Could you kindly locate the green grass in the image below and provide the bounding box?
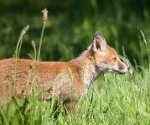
[1,67,150,125]
[1,8,150,125]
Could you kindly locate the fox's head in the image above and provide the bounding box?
[89,31,129,74]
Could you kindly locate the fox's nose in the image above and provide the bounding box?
[127,67,130,70]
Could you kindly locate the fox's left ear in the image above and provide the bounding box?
[91,31,106,52]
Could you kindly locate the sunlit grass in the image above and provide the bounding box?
[1,66,150,124]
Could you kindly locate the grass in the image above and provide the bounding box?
[1,68,150,125]
[1,8,150,125]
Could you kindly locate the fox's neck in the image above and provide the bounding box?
[72,50,102,88]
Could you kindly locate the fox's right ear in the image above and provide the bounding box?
[91,31,106,52]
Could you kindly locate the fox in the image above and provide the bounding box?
[0,31,129,113]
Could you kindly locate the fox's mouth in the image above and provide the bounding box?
[112,70,126,74]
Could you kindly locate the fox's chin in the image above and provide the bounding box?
[112,70,127,74]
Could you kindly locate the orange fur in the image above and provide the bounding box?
[0,31,129,113]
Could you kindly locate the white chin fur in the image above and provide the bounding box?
[110,68,128,74]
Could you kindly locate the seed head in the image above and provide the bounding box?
[21,25,29,35]
[42,8,48,21]
[31,40,36,47]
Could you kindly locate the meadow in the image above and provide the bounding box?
[0,1,150,124]
[0,44,150,125]
[0,14,150,125]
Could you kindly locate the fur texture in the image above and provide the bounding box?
[0,31,129,112]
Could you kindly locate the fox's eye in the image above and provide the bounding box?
[113,57,117,61]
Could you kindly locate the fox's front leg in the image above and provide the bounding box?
[64,100,77,114]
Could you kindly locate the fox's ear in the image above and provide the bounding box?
[92,31,106,52]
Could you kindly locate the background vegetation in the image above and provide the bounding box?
[0,0,150,65]
[0,0,150,124]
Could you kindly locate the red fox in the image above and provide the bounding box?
[0,31,129,112]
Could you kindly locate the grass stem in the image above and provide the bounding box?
[37,21,46,61]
